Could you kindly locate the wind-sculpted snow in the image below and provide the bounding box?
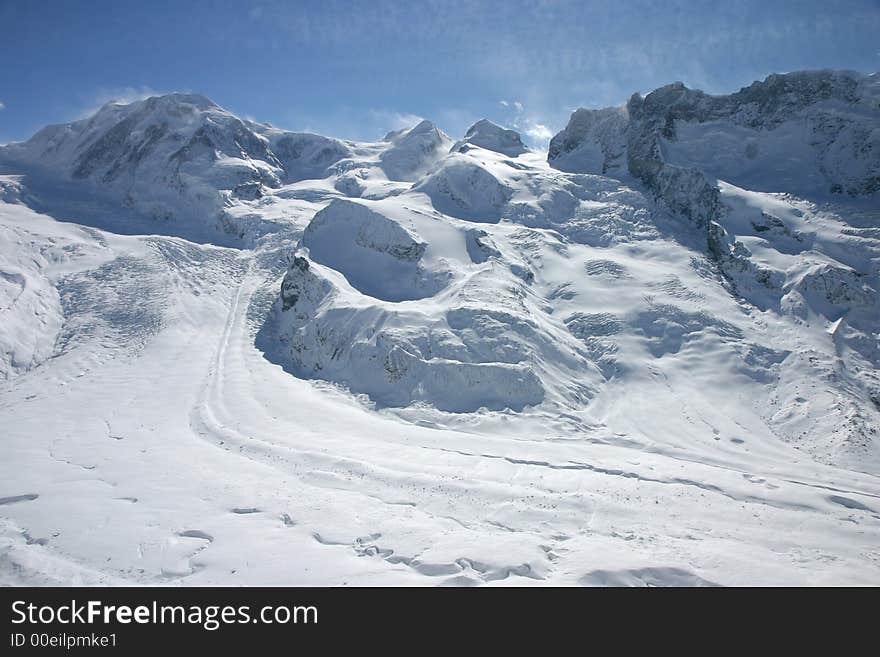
[2,79,880,586]
[258,129,351,183]
[302,199,450,301]
[261,258,550,412]
[413,157,513,222]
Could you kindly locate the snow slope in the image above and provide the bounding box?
[1,76,880,586]
[549,70,880,470]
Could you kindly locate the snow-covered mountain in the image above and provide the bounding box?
[1,93,355,242]
[549,69,880,463]
[549,70,880,198]
[1,71,879,586]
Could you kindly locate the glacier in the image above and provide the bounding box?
[1,70,879,586]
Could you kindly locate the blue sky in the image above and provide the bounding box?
[1,0,878,147]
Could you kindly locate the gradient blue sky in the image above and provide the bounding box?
[1,0,878,147]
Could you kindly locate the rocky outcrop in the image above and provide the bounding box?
[549,70,880,229]
[279,256,333,319]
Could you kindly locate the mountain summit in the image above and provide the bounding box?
[549,69,880,199]
[453,119,529,157]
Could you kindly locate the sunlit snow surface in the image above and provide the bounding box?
[1,84,879,586]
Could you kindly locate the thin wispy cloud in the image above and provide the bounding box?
[497,99,555,150]
[77,86,163,119]
[1,0,877,145]
[380,111,426,132]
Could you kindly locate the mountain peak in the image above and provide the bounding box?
[379,119,452,181]
[95,92,220,117]
[551,68,880,197]
[384,119,444,143]
[454,119,528,157]
[409,119,439,134]
[147,92,219,110]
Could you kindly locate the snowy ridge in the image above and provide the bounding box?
[0,94,352,242]
[2,75,880,586]
[550,70,880,199]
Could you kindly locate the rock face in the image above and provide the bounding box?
[279,256,333,319]
[550,71,880,222]
[549,71,880,321]
[547,107,629,176]
[548,71,880,461]
[452,119,528,157]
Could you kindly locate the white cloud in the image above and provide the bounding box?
[0,101,5,110]
[513,101,524,112]
[388,111,425,131]
[524,123,553,143]
[499,100,509,107]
